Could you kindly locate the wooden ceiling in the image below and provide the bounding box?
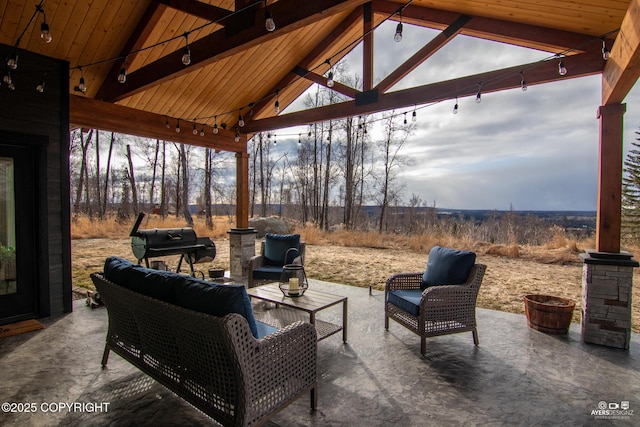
[1,0,638,152]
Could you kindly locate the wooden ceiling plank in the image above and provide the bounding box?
[158,0,232,22]
[373,1,603,53]
[376,14,471,93]
[100,0,370,102]
[242,51,605,133]
[70,95,243,152]
[95,2,166,100]
[602,0,640,104]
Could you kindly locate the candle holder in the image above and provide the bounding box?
[278,263,308,297]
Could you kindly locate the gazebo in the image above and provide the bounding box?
[1,0,639,333]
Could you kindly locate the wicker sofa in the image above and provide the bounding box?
[91,256,317,427]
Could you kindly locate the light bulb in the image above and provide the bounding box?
[394,22,403,42]
[176,122,181,133]
[192,123,198,135]
[8,82,15,90]
[602,41,610,61]
[521,78,527,91]
[40,22,52,43]
[118,68,127,83]
[453,102,458,114]
[36,80,45,93]
[2,71,11,85]
[7,52,18,70]
[265,9,276,32]
[165,119,170,129]
[558,60,567,76]
[327,71,334,87]
[476,91,482,103]
[235,130,240,142]
[412,110,417,122]
[182,46,191,65]
[274,99,280,114]
[238,115,245,127]
[78,76,86,93]
[403,113,407,125]
[213,123,219,134]
[200,128,205,136]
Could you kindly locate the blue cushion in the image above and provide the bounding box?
[255,321,278,339]
[252,265,285,281]
[103,257,260,338]
[388,290,422,317]
[421,246,476,290]
[263,234,300,266]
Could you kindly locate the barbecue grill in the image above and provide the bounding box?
[129,213,216,277]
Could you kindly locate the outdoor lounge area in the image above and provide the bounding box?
[1,279,638,426]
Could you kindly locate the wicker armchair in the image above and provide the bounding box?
[248,234,305,288]
[385,255,486,355]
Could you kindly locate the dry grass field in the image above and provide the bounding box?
[71,215,640,332]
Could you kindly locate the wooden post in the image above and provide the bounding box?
[595,103,626,253]
[235,151,250,229]
[363,2,373,91]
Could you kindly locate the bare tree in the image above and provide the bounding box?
[179,143,194,227]
[73,129,93,217]
[101,132,115,219]
[125,144,139,215]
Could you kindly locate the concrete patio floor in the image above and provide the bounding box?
[0,279,638,426]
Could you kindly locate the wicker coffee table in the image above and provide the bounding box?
[246,283,347,342]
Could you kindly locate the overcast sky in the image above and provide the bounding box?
[279,20,640,212]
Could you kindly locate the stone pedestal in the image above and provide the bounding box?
[228,228,257,279]
[580,250,637,350]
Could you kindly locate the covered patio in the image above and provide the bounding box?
[1,280,638,426]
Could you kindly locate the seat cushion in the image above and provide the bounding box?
[104,257,260,338]
[263,233,301,266]
[421,246,476,290]
[388,289,422,317]
[252,265,285,281]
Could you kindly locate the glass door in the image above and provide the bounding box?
[0,145,38,323]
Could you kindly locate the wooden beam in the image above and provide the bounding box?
[100,0,370,102]
[293,66,359,98]
[376,14,471,93]
[95,2,166,100]
[243,51,604,133]
[596,103,626,253]
[602,0,640,105]
[373,1,600,54]
[235,151,250,228]
[69,95,244,152]
[363,2,374,91]
[158,0,232,22]
[245,5,363,122]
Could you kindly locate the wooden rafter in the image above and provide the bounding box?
[293,66,359,98]
[373,1,601,54]
[376,14,472,93]
[99,0,370,102]
[242,51,604,133]
[158,0,232,22]
[69,95,244,152]
[363,2,374,91]
[602,0,640,104]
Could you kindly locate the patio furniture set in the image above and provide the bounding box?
[93,234,485,426]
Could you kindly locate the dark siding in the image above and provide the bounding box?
[0,43,72,317]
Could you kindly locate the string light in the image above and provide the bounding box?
[213,117,219,134]
[274,91,280,114]
[2,70,11,85]
[520,71,527,91]
[558,59,567,76]
[7,51,18,70]
[394,11,403,42]
[200,127,205,136]
[37,5,52,43]
[36,74,46,93]
[453,97,459,114]
[601,39,610,60]
[192,121,198,135]
[412,108,417,122]
[165,118,170,128]
[264,1,276,32]
[298,134,301,144]
[181,33,191,65]
[475,83,482,103]
[327,70,334,88]
[118,58,127,83]
[175,119,181,133]
[235,128,240,142]
[76,67,87,93]
[238,113,245,127]
[403,112,407,125]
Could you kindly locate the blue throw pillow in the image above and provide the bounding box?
[104,256,175,302]
[263,233,301,266]
[421,246,476,290]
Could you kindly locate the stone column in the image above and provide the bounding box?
[228,228,257,279]
[580,250,637,349]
